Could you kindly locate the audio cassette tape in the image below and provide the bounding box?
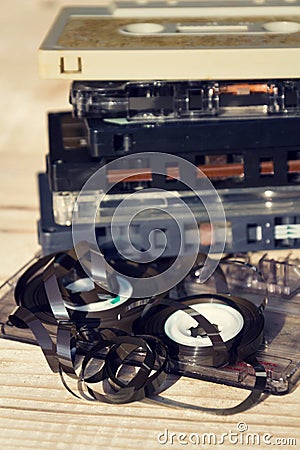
[70,79,300,121]
[43,112,300,254]
[0,246,299,414]
[47,111,300,193]
[39,1,300,80]
[39,169,300,256]
[157,256,300,397]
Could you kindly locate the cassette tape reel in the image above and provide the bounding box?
[135,294,264,369]
[12,242,161,333]
[5,244,276,415]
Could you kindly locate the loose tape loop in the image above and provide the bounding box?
[10,244,268,414]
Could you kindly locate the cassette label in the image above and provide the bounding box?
[39,3,300,80]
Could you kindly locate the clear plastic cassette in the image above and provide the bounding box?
[226,253,300,298]
[168,257,300,395]
[38,170,300,255]
[1,254,299,396]
[51,183,300,253]
[70,79,300,121]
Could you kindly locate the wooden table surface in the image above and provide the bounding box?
[0,1,299,449]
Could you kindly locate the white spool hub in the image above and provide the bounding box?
[64,276,133,312]
[164,303,244,347]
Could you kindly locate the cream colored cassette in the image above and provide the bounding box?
[39,1,300,80]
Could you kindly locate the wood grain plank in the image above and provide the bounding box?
[0,340,299,450]
[0,1,299,449]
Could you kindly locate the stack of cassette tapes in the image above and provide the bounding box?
[1,1,300,414]
[38,1,300,256]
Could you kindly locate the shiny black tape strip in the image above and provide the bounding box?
[106,336,168,398]
[10,247,268,414]
[9,306,59,373]
[50,244,160,324]
[193,254,230,295]
[14,254,54,306]
[10,302,266,414]
[80,335,168,404]
[13,246,157,329]
[43,259,79,376]
[56,321,77,376]
[14,253,58,325]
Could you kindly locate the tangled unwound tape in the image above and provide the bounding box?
[10,243,268,415]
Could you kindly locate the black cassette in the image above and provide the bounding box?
[70,79,300,121]
[47,112,300,192]
[86,113,300,163]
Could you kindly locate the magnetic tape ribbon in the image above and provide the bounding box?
[11,250,170,402]
[10,302,169,404]
[13,245,156,326]
[11,244,167,381]
[10,247,268,414]
[138,294,265,366]
[80,335,168,404]
[10,287,267,414]
[139,296,229,367]
[9,305,59,373]
[12,256,78,376]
